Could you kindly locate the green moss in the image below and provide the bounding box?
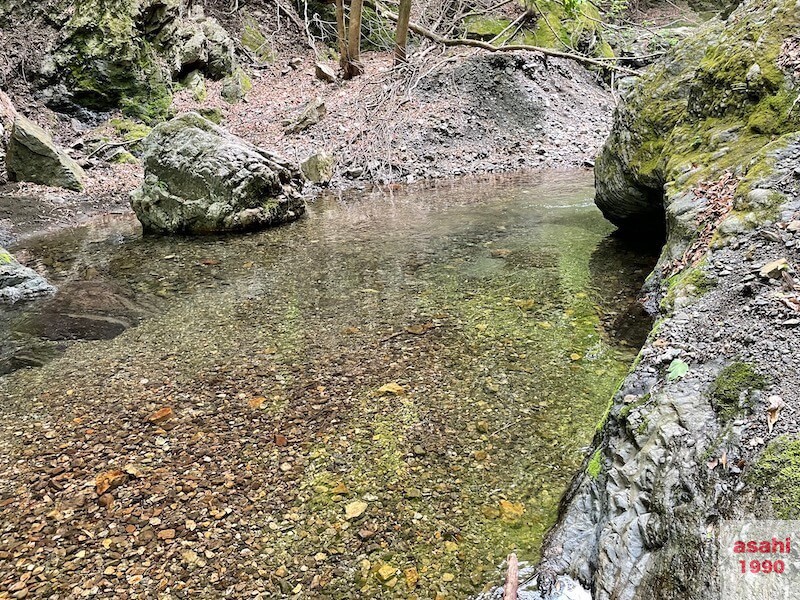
[465,16,512,39]
[221,67,253,104]
[0,249,13,265]
[241,16,275,63]
[709,362,767,421]
[110,119,152,142]
[748,89,800,135]
[198,107,224,124]
[661,264,714,311]
[465,1,611,57]
[110,150,139,164]
[56,0,175,122]
[748,435,800,519]
[586,449,603,479]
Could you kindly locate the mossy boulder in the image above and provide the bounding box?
[6,114,86,190]
[300,151,335,184]
[46,1,238,122]
[595,0,800,236]
[465,1,612,57]
[131,113,305,234]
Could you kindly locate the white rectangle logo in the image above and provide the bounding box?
[720,520,800,599]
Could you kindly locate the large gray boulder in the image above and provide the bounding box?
[5,115,86,191]
[131,113,305,234]
[0,248,56,304]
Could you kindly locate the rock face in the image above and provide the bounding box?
[594,0,799,241]
[131,113,305,234]
[534,1,800,599]
[42,1,238,121]
[0,248,56,304]
[6,115,86,191]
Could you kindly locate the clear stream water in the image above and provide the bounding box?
[0,172,656,597]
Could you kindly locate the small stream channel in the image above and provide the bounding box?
[0,171,657,597]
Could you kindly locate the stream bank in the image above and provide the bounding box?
[533,0,800,597]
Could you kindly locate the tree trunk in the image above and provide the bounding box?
[335,0,349,72]
[394,0,412,65]
[345,0,365,78]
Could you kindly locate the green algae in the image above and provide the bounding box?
[586,449,603,478]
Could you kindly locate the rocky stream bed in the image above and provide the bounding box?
[0,173,657,599]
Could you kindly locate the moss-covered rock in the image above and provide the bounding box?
[220,66,252,104]
[46,1,238,122]
[595,0,800,236]
[0,246,56,304]
[465,1,613,58]
[6,114,86,190]
[709,362,767,421]
[748,435,800,519]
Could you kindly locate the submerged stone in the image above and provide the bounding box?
[130,112,304,234]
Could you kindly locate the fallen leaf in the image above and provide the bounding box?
[147,407,174,425]
[667,359,689,381]
[514,299,535,311]
[200,258,220,266]
[248,397,266,409]
[767,395,786,434]
[344,500,368,520]
[95,470,127,495]
[490,249,512,258]
[377,563,397,582]
[404,567,419,588]
[405,323,434,335]
[377,382,405,396]
[499,499,525,520]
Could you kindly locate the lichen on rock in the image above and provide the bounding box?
[130,112,305,234]
[46,0,239,122]
[6,114,86,191]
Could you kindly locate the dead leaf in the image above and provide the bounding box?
[200,258,220,266]
[514,299,535,311]
[147,407,174,425]
[377,382,405,396]
[499,499,524,520]
[405,323,434,335]
[95,470,127,495]
[767,395,786,434]
[248,397,266,409]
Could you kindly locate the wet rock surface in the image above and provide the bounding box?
[0,247,55,305]
[130,112,304,234]
[533,0,800,595]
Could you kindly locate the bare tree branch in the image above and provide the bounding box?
[375,2,640,75]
